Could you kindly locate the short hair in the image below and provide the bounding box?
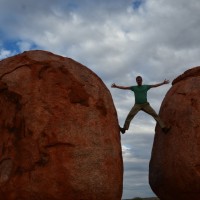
[136,76,142,80]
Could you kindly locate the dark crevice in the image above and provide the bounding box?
[0,64,30,80]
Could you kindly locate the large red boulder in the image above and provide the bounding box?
[0,50,123,200]
[149,66,200,200]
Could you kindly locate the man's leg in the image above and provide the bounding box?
[142,103,166,129]
[122,104,141,131]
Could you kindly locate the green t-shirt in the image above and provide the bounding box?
[131,85,151,104]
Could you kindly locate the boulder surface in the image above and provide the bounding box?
[0,50,123,200]
[149,66,200,200]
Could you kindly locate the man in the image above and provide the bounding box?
[111,76,170,134]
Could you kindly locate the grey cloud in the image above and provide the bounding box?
[122,132,156,199]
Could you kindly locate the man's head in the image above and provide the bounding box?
[136,76,143,86]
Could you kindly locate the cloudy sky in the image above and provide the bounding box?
[1,0,200,199]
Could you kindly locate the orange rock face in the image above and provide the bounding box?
[0,50,123,200]
[149,66,200,200]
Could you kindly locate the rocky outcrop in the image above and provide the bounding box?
[0,50,123,200]
[149,66,200,200]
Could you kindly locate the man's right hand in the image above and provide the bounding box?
[111,83,117,88]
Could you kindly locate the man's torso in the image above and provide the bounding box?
[131,85,151,104]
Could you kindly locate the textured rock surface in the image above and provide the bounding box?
[0,50,123,200]
[149,66,200,200]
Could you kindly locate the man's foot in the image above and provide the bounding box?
[119,126,126,134]
[162,126,171,134]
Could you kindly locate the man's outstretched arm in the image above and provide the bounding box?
[111,83,132,90]
[150,79,170,88]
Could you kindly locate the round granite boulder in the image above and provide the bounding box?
[149,66,200,200]
[0,50,123,200]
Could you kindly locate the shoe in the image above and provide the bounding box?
[119,126,126,134]
[162,126,171,134]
